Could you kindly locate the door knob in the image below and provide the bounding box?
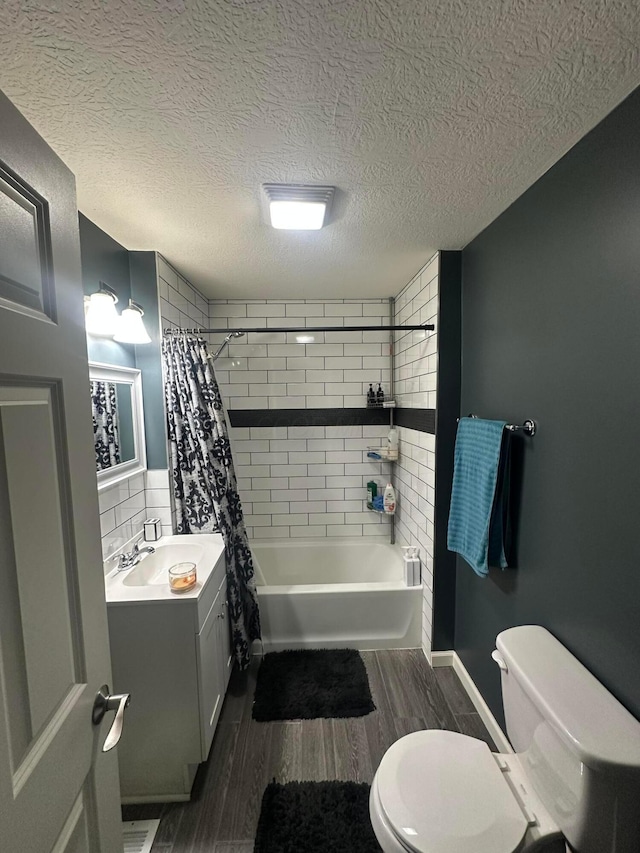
[92,684,131,752]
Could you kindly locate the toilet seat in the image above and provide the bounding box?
[371,730,529,853]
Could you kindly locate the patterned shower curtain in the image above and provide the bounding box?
[91,380,121,470]
[161,334,261,669]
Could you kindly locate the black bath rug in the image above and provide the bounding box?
[252,648,375,721]
[254,781,382,853]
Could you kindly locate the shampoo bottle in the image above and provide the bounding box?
[383,482,396,514]
[367,384,375,408]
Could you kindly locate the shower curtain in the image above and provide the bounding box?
[161,334,261,669]
[91,380,121,470]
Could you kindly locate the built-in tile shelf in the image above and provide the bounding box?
[228,407,390,428]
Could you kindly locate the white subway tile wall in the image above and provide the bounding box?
[157,254,213,538]
[231,424,392,540]
[210,298,395,539]
[394,252,438,410]
[209,298,392,410]
[98,469,174,571]
[158,254,209,331]
[393,252,439,660]
[98,474,146,566]
[394,425,436,658]
[153,254,441,664]
[144,469,173,537]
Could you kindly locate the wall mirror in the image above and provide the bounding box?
[89,362,146,491]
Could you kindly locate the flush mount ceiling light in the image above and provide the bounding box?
[85,282,119,337]
[114,300,152,344]
[263,184,335,230]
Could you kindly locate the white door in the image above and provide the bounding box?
[0,91,123,851]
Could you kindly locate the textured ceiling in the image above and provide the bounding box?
[1,1,640,299]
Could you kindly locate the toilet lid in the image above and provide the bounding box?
[375,730,528,853]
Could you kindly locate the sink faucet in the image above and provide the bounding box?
[113,541,156,572]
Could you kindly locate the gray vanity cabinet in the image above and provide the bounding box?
[107,553,231,803]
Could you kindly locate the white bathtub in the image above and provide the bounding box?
[251,539,422,652]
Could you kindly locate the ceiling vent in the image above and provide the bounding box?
[263,183,335,230]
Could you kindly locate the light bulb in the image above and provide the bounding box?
[114,301,151,344]
[269,200,326,230]
[85,290,119,337]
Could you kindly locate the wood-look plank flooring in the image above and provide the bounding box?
[122,651,497,852]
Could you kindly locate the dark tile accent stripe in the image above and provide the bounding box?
[227,408,390,428]
[394,407,436,434]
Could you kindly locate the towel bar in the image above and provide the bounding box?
[457,414,537,436]
[506,419,536,436]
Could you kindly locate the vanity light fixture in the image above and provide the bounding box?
[114,300,152,345]
[85,282,119,337]
[263,184,335,230]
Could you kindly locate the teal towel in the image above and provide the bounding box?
[447,417,512,577]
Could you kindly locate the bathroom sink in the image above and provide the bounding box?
[122,543,205,587]
[105,533,225,603]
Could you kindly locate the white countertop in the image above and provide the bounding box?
[104,533,225,605]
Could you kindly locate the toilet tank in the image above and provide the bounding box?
[495,626,640,853]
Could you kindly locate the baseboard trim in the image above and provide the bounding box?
[431,650,513,754]
[430,651,455,667]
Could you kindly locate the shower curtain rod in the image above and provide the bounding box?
[164,324,434,335]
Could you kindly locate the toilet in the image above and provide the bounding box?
[370,625,640,853]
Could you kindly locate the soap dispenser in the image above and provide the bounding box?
[401,546,421,586]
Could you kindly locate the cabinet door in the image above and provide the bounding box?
[217,581,233,691]
[196,588,223,760]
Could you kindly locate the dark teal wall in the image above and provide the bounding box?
[130,251,168,469]
[456,88,640,723]
[79,215,167,469]
[79,213,135,369]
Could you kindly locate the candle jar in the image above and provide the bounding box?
[168,562,197,593]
